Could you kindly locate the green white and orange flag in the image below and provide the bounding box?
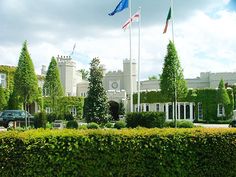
[163,7,171,34]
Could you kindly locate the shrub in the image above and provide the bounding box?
[1,129,236,177]
[66,120,78,129]
[105,122,114,128]
[64,113,74,121]
[126,112,165,128]
[46,113,58,123]
[78,124,87,130]
[34,112,47,128]
[164,120,194,128]
[87,122,99,129]
[114,120,126,129]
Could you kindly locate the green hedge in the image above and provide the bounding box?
[0,129,236,177]
[126,112,166,128]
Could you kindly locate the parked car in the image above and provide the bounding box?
[229,119,236,128]
[0,110,34,128]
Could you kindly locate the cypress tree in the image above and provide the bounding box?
[218,79,230,105]
[84,57,109,123]
[14,41,39,111]
[160,41,187,126]
[43,57,64,113]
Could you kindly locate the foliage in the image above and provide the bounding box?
[43,57,64,112]
[1,129,236,176]
[126,112,166,128]
[64,113,74,121]
[114,120,126,129]
[43,96,84,119]
[66,120,78,129]
[13,41,39,111]
[84,58,109,123]
[46,113,58,123]
[164,121,194,128]
[105,122,114,128]
[148,75,158,80]
[0,65,16,102]
[160,40,187,101]
[34,112,47,128]
[79,69,89,80]
[87,122,99,129]
[118,101,125,116]
[0,86,7,111]
[133,88,234,121]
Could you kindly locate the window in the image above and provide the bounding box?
[180,105,184,119]
[198,103,203,119]
[0,73,6,88]
[218,104,225,117]
[186,105,190,119]
[168,104,173,119]
[156,104,160,112]
[71,106,77,117]
[146,104,149,112]
[46,107,51,114]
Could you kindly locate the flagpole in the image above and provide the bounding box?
[129,0,133,112]
[171,0,177,127]
[137,7,141,112]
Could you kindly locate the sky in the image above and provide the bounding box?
[0,0,236,80]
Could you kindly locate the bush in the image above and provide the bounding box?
[126,112,165,128]
[105,122,114,128]
[66,120,78,129]
[114,120,126,129]
[46,113,58,123]
[1,129,236,177]
[87,122,99,129]
[78,124,87,130]
[34,112,47,128]
[164,120,194,128]
[64,113,74,121]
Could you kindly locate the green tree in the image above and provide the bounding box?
[0,86,7,111]
[160,41,187,127]
[43,57,64,113]
[148,75,158,80]
[84,57,109,123]
[79,69,89,80]
[14,41,39,112]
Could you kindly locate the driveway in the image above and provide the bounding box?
[194,123,229,128]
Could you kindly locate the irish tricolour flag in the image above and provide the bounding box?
[122,10,140,30]
[163,7,171,34]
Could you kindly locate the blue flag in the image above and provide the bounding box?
[109,0,128,16]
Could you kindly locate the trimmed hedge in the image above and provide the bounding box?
[126,112,166,128]
[0,129,236,177]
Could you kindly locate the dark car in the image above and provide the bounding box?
[0,110,34,128]
[229,120,236,128]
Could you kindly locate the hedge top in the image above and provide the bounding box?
[1,128,236,141]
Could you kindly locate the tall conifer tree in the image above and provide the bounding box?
[14,41,39,111]
[160,41,187,126]
[84,57,109,123]
[43,57,64,112]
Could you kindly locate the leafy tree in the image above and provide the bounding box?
[14,41,39,111]
[0,86,7,111]
[79,69,89,80]
[160,41,187,127]
[218,79,230,105]
[148,75,158,80]
[84,57,109,123]
[43,57,64,113]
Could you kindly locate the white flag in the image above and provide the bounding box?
[122,10,140,30]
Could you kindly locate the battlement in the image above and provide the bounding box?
[106,70,123,76]
[57,55,75,66]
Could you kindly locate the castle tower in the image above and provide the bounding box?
[123,59,137,94]
[57,55,82,96]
